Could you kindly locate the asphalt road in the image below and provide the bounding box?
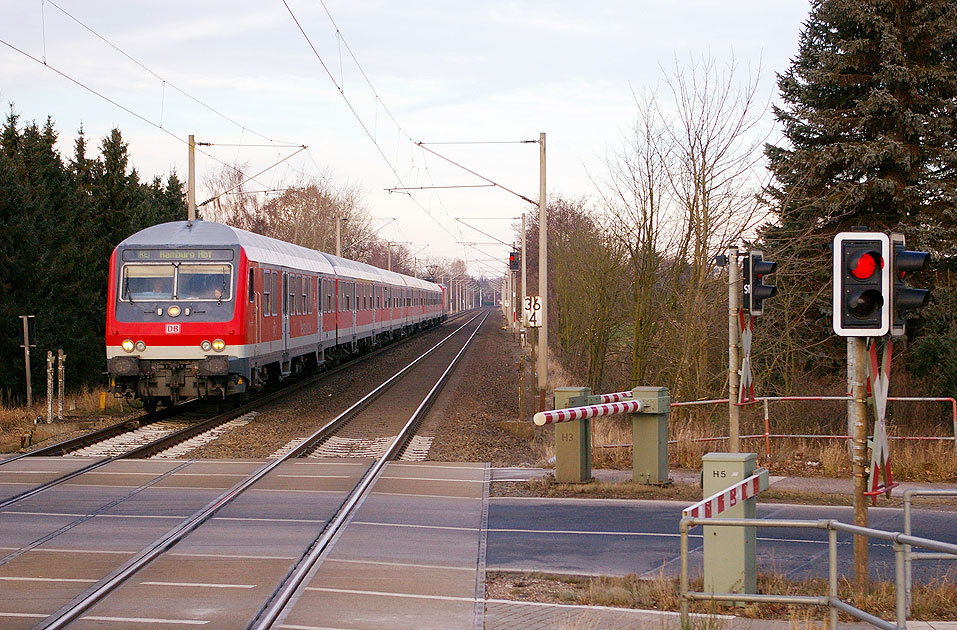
[486,496,957,582]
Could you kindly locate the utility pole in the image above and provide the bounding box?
[728,245,741,452]
[537,132,548,407]
[187,134,196,222]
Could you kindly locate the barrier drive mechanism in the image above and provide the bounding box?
[532,386,670,484]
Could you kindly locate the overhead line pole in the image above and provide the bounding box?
[538,132,548,408]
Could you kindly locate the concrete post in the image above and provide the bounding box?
[630,386,670,485]
[553,386,591,484]
[702,452,757,597]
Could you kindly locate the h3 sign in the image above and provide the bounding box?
[523,296,542,328]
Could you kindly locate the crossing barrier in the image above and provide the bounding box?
[534,386,669,484]
[682,467,769,519]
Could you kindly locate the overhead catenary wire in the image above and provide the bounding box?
[44,0,296,148]
[280,0,465,244]
[0,37,299,200]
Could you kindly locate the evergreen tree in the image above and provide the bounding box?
[0,108,186,403]
[757,0,957,384]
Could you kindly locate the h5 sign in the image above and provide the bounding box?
[523,296,542,328]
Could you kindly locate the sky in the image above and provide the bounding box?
[1,0,812,278]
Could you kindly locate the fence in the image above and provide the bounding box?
[679,517,957,630]
[903,489,957,614]
[593,395,957,459]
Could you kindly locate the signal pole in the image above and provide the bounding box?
[728,246,741,452]
[851,336,869,590]
[537,132,548,407]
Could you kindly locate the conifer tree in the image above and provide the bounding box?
[756,0,957,383]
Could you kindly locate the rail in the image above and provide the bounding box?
[679,517,957,630]
[37,311,487,629]
[903,489,957,614]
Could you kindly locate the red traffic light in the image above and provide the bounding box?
[848,251,881,280]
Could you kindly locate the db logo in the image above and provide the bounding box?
[165,324,181,334]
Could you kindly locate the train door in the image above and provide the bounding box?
[282,271,290,365]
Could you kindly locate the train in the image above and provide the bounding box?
[106,220,448,410]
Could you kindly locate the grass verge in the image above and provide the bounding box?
[487,569,957,624]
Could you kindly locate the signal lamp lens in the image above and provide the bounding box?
[122,339,135,353]
[850,252,879,279]
[212,339,226,352]
[201,340,212,352]
[849,289,884,318]
[167,305,181,317]
[155,307,164,316]
[134,340,147,352]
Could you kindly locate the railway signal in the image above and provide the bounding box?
[890,233,930,337]
[508,251,520,270]
[742,250,776,316]
[832,232,890,337]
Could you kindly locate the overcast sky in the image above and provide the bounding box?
[2,0,811,276]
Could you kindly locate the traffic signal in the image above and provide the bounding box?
[508,251,520,270]
[742,250,776,315]
[889,233,930,337]
[832,232,890,337]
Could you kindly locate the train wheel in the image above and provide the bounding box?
[144,399,158,415]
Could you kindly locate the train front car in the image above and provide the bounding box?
[106,221,249,409]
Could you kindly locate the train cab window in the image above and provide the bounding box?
[121,264,174,301]
[178,264,231,301]
[248,269,255,303]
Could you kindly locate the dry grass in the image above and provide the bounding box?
[0,386,127,452]
[488,568,957,624]
[576,415,957,483]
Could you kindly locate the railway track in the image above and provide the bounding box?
[4,309,487,629]
[0,312,470,511]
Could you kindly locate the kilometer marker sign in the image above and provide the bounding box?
[524,295,542,327]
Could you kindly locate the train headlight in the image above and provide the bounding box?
[212,339,226,352]
[155,307,164,316]
[122,339,135,353]
[201,340,212,352]
[134,341,147,352]
[167,305,181,317]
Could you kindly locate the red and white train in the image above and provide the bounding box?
[106,220,448,409]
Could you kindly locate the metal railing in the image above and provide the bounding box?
[679,517,957,630]
[904,489,957,615]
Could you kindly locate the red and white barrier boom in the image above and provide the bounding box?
[533,399,646,426]
[682,468,770,518]
[598,390,633,403]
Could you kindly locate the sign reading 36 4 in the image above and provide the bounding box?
[523,296,542,328]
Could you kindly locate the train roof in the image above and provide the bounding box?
[116,220,442,291]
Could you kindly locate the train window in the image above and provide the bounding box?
[178,264,231,301]
[248,269,255,303]
[272,272,278,315]
[301,277,307,314]
[307,278,312,314]
[121,264,174,301]
[263,271,271,315]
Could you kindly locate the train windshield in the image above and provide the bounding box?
[122,265,174,301]
[177,264,232,301]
